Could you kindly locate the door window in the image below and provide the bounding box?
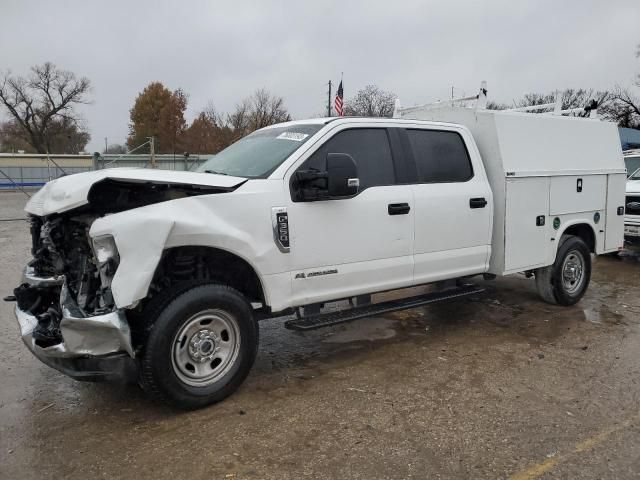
[301,128,396,189]
[406,129,473,183]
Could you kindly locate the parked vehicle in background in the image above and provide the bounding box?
[624,150,640,179]
[8,90,626,409]
[624,150,640,245]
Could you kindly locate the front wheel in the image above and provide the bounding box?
[140,284,258,409]
[534,235,592,306]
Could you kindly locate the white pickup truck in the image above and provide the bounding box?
[9,106,625,408]
[623,150,640,245]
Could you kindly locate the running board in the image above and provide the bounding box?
[284,285,485,331]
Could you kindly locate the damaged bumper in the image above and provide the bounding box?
[14,270,137,382]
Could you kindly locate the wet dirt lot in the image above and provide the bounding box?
[1,191,639,480]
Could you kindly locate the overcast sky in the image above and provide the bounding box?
[2,0,639,152]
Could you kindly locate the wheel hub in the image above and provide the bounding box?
[564,264,579,281]
[171,309,241,387]
[561,251,585,294]
[188,330,219,363]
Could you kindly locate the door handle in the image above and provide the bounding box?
[388,203,411,215]
[469,197,487,209]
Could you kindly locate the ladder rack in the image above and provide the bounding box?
[394,82,600,119]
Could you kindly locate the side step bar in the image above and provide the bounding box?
[284,284,485,331]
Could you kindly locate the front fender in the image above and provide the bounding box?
[89,192,283,309]
[90,211,175,308]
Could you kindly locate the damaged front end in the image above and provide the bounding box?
[11,171,247,382]
[13,214,136,381]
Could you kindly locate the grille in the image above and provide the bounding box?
[626,196,640,216]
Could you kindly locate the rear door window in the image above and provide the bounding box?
[406,129,473,183]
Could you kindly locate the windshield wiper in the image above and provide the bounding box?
[204,169,229,176]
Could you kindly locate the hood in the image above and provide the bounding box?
[26,168,246,216]
[627,179,640,195]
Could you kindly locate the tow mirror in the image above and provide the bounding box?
[327,153,359,197]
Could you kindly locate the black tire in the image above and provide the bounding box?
[534,263,557,305]
[534,235,591,306]
[139,283,258,409]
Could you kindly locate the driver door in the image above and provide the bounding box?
[285,126,414,307]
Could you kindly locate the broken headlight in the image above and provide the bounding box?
[92,235,120,266]
[91,234,119,310]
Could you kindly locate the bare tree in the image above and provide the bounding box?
[0,62,91,153]
[227,98,252,140]
[344,85,397,117]
[599,44,640,129]
[601,86,640,129]
[225,89,291,141]
[248,88,291,130]
[486,100,509,110]
[202,101,225,127]
[189,90,291,151]
[1,117,90,153]
[513,89,610,117]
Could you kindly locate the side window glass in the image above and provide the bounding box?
[406,129,473,183]
[302,128,395,189]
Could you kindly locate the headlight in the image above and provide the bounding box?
[92,235,119,265]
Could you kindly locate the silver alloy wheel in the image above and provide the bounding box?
[561,250,585,294]
[171,309,241,387]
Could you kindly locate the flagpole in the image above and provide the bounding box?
[340,73,343,117]
[327,80,332,117]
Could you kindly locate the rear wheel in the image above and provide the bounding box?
[535,235,591,306]
[140,284,258,409]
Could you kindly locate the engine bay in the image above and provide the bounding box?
[15,214,116,347]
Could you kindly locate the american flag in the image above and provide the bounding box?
[334,80,344,116]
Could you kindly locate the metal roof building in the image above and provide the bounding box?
[0,153,214,189]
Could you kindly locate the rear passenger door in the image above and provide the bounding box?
[285,126,414,307]
[404,127,493,283]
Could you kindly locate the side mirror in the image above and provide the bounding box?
[327,153,359,197]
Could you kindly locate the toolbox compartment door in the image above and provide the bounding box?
[605,173,626,251]
[549,175,606,215]
[504,177,550,272]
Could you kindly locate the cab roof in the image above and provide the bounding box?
[261,116,462,130]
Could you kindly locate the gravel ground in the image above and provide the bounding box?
[1,190,639,480]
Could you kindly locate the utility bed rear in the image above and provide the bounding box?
[398,106,626,274]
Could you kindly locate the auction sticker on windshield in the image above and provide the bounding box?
[277,132,309,142]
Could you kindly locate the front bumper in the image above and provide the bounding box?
[624,217,640,245]
[14,271,137,382]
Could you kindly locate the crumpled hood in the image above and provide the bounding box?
[627,179,640,195]
[25,168,246,216]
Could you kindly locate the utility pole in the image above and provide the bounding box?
[149,136,156,169]
[104,137,108,153]
[327,80,332,117]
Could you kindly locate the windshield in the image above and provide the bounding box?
[626,156,640,179]
[197,124,323,178]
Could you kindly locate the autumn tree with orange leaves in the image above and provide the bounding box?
[128,83,291,154]
[127,82,187,153]
[183,112,229,154]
